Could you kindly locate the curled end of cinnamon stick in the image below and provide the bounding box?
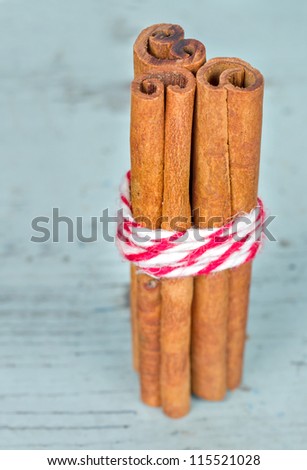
[196,57,264,93]
[133,23,206,75]
[131,66,196,100]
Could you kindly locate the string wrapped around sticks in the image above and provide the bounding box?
[117,170,265,279]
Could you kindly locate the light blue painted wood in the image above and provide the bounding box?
[0,0,307,450]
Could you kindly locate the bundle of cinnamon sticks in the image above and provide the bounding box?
[128,24,264,418]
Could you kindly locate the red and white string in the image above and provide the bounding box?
[116,171,265,279]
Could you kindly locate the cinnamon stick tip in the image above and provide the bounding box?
[197,57,264,92]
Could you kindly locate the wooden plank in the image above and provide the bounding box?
[0,0,307,450]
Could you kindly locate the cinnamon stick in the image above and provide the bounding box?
[130,73,165,406]
[225,60,264,390]
[130,69,195,411]
[192,58,263,399]
[130,264,139,371]
[192,61,232,400]
[133,23,206,75]
[130,24,206,374]
[160,70,195,418]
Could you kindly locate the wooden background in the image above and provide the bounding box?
[1,0,306,450]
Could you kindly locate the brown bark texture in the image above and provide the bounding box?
[130,24,206,375]
[130,264,139,371]
[192,58,264,399]
[160,70,195,418]
[130,68,195,411]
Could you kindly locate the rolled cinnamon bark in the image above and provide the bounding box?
[192,58,263,399]
[130,74,165,406]
[130,24,206,373]
[160,70,195,418]
[131,69,195,410]
[134,24,206,75]
[192,61,232,400]
[130,264,139,371]
[225,60,264,390]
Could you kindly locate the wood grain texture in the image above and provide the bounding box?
[0,0,307,450]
